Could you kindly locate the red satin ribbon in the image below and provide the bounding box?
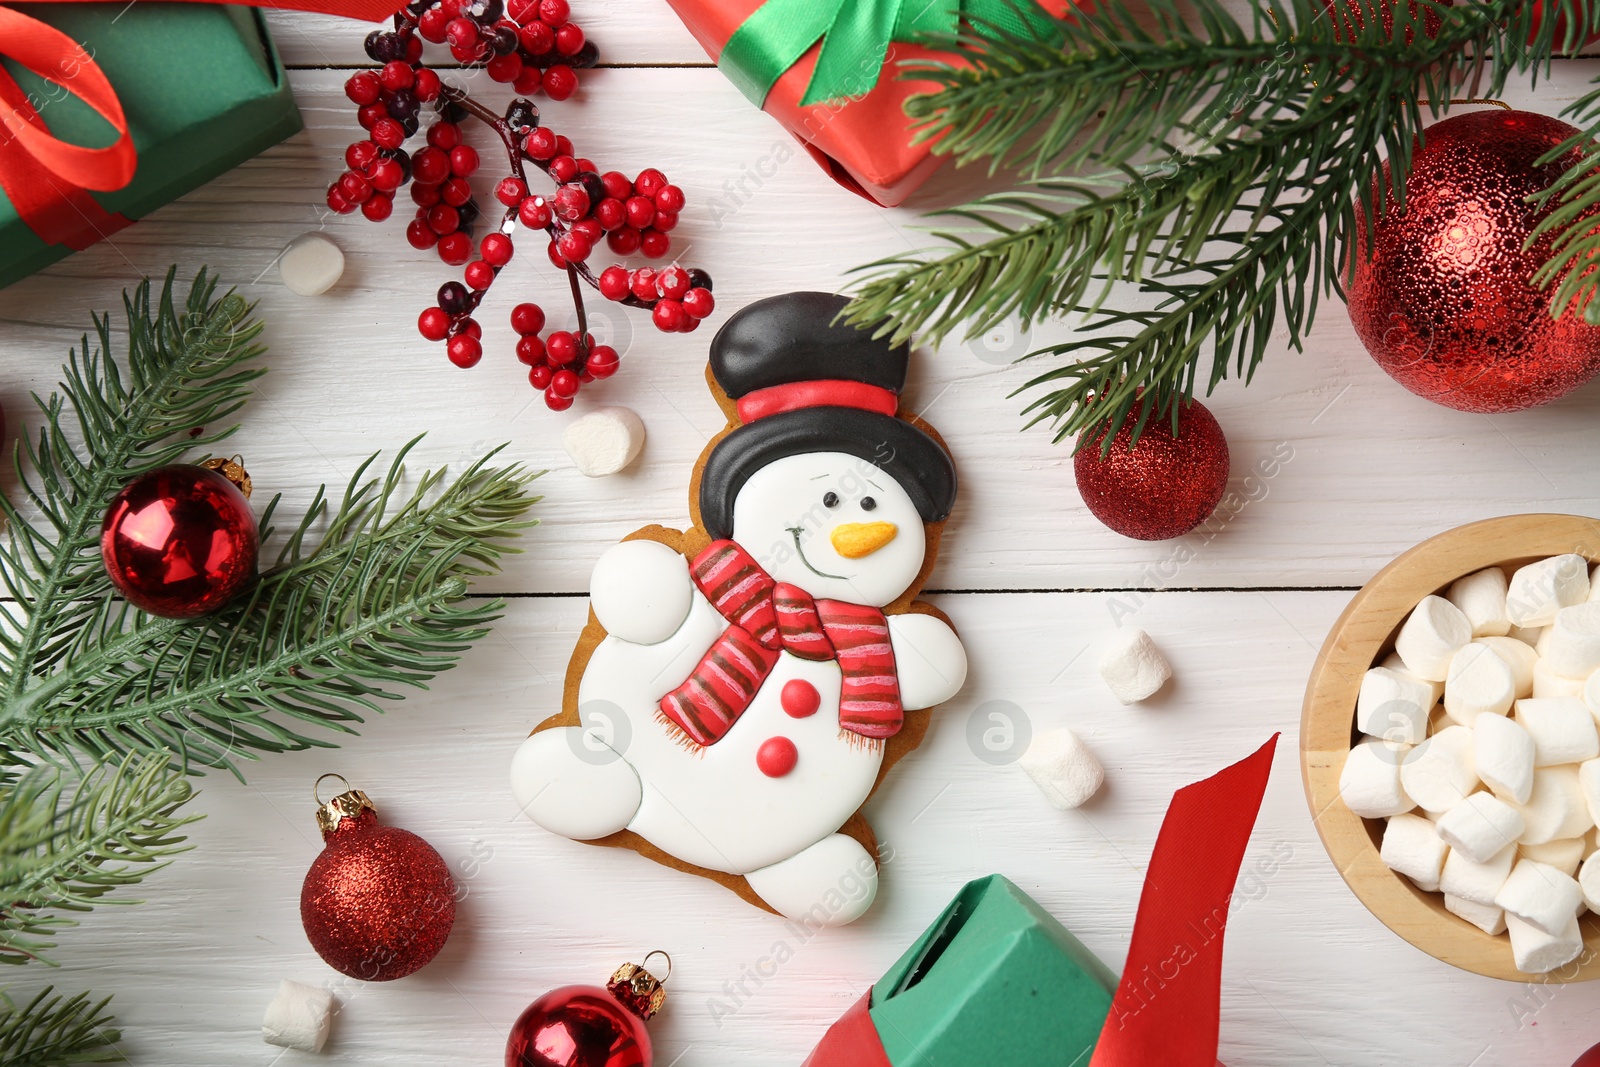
[1089,734,1279,1067]
[799,736,1278,1066]
[0,0,395,248]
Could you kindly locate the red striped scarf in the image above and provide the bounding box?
[657,540,902,747]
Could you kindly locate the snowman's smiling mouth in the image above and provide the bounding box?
[787,526,847,580]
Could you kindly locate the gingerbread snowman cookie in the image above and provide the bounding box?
[510,292,965,925]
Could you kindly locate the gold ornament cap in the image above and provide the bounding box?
[607,952,670,1020]
[313,773,375,835]
[201,455,252,498]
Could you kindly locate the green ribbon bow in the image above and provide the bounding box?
[719,0,1057,108]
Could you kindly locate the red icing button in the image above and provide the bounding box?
[781,678,821,718]
[757,737,798,777]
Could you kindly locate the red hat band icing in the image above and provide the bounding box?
[735,379,900,424]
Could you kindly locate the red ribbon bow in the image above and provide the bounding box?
[0,0,394,249]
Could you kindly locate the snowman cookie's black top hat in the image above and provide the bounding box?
[699,292,957,541]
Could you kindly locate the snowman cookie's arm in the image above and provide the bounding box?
[888,612,968,710]
[589,539,696,645]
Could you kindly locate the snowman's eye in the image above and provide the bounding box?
[861,496,877,512]
[822,492,840,508]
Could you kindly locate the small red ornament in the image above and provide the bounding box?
[1348,109,1600,412]
[1574,1043,1600,1067]
[300,775,456,982]
[1075,398,1231,541]
[506,955,669,1067]
[100,459,258,617]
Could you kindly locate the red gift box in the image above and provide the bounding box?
[664,0,1073,206]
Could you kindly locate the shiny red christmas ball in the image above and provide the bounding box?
[300,789,455,981]
[1348,109,1600,412]
[1074,398,1231,541]
[506,984,652,1067]
[100,463,258,617]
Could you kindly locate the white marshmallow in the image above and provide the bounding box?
[1400,726,1479,813]
[1580,851,1600,911]
[1381,813,1449,891]
[1517,766,1595,845]
[1395,595,1473,681]
[1018,728,1104,810]
[1496,858,1584,935]
[1514,697,1600,767]
[1097,627,1171,704]
[1439,844,1516,905]
[278,232,344,297]
[1443,643,1515,725]
[1545,602,1600,679]
[1506,554,1591,628]
[1381,652,1445,705]
[563,406,646,477]
[1474,636,1538,698]
[1449,567,1511,637]
[1474,710,1536,805]
[1510,624,1546,647]
[1357,666,1434,743]
[1445,892,1508,935]
[1436,792,1525,863]
[1522,838,1586,878]
[1339,739,1414,818]
[1507,911,1585,974]
[1578,759,1600,829]
[1534,658,1588,700]
[1588,827,1600,859]
[263,979,335,1053]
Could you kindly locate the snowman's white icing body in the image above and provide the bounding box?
[511,452,967,925]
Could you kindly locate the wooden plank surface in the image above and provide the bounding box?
[4,3,1600,1064]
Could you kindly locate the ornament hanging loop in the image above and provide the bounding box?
[642,949,672,983]
[313,772,353,805]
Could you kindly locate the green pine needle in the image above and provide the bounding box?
[1,757,195,966]
[0,987,122,1066]
[846,0,1600,445]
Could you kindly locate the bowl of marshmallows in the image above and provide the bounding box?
[1302,514,1600,981]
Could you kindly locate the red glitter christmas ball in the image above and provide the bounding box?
[1575,1043,1600,1067]
[1347,109,1600,412]
[100,463,258,617]
[1074,398,1231,541]
[300,785,456,981]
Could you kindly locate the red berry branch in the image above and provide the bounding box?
[327,0,716,411]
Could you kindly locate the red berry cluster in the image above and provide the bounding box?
[598,264,713,332]
[504,301,619,410]
[330,0,715,411]
[416,0,591,100]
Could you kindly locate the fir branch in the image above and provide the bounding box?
[0,270,541,776]
[0,988,121,1066]
[1,757,194,966]
[5,446,538,776]
[845,0,1600,443]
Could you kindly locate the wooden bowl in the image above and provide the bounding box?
[1301,513,1600,981]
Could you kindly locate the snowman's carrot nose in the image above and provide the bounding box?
[831,521,898,558]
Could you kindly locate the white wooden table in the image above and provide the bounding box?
[5,5,1600,1063]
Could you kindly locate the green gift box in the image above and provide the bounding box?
[0,3,302,289]
[802,874,1118,1065]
